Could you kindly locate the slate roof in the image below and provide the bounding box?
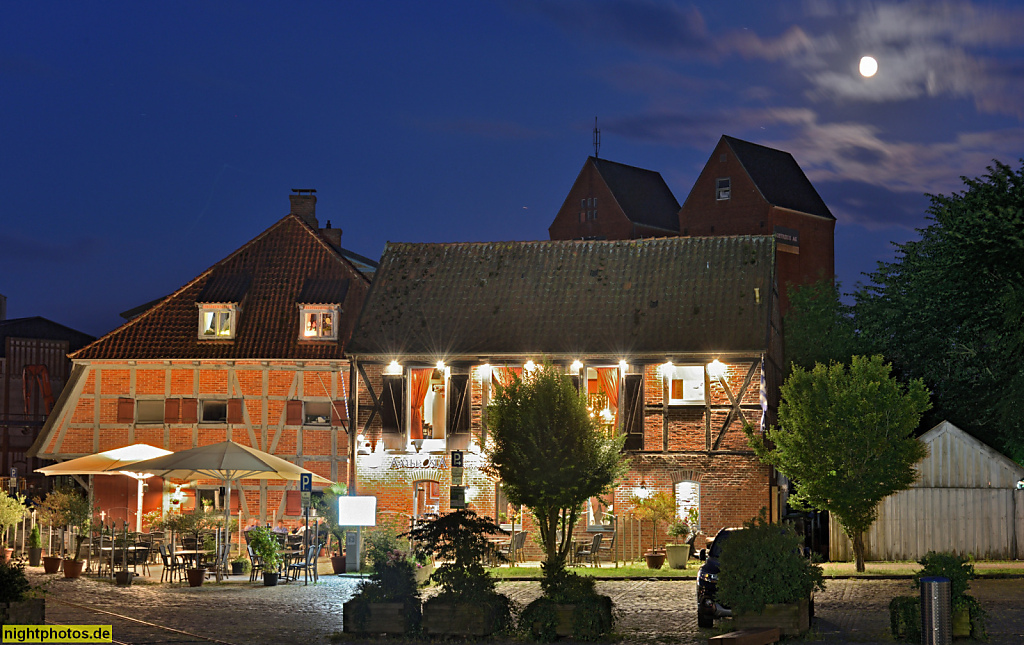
[724,136,834,220]
[298,278,350,305]
[591,157,681,232]
[347,236,775,359]
[73,214,369,361]
[0,317,94,357]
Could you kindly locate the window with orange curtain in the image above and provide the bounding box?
[492,366,523,389]
[409,368,432,440]
[596,368,619,409]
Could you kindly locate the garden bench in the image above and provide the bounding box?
[708,627,780,645]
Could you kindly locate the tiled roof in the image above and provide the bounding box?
[347,236,775,359]
[591,157,681,232]
[73,214,370,360]
[298,278,350,305]
[724,136,834,220]
[0,317,95,357]
[195,271,253,303]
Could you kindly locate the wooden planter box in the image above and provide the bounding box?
[1,598,45,626]
[423,600,503,637]
[342,600,420,635]
[528,598,613,639]
[734,598,810,636]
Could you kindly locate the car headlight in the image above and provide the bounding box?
[698,571,718,583]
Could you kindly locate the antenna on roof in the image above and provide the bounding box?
[593,117,601,158]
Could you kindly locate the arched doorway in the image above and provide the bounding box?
[412,480,440,520]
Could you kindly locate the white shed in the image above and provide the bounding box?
[830,421,1024,561]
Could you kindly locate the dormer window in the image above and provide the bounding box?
[716,177,731,201]
[198,304,237,339]
[300,306,338,340]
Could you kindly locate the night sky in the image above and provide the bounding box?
[4,1,1023,337]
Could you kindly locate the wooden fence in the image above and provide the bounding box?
[830,488,1024,561]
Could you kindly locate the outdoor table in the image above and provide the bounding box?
[172,549,211,569]
[98,545,143,575]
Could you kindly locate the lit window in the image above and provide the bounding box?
[201,400,227,423]
[716,177,731,201]
[198,305,236,339]
[668,366,705,405]
[675,481,700,532]
[300,307,338,340]
[304,401,331,425]
[136,400,164,424]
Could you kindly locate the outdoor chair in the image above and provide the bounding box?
[158,544,186,583]
[132,542,151,576]
[575,533,603,567]
[498,530,528,565]
[597,531,615,563]
[206,543,230,579]
[285,544,319,584]
[247,544,264,583]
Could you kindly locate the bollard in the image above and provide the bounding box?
[920,576,951,645]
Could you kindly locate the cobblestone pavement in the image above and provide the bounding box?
[26,570,1024,644]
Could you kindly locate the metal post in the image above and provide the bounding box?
[921,576,952,645]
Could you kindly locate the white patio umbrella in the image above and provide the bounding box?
[128,440,332,571]
[36,443,173,533]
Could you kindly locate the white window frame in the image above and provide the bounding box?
[716,177,731,201]
[675,481,700,532]
[200,399,228,424]
[198,304,237,339]
[136,399,164,424]
[299,305,339,340]
[303,400,332,426]
[668,366,705,405]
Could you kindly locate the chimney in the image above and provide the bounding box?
[320,219,343,251]
[0,293,6,321]
[289,189,318,228]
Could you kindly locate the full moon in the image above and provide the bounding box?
[859,56,878,77]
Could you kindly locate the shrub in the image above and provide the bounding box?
[520,559,613,641]
[716,509,825,614]
[889,596,921,642]
[248,526,282,572]
[909,551,987,641]
[0,560,31,603]
[28,525,41,549]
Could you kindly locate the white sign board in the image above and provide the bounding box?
[337,496,378,527]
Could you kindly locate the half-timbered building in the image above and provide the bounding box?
[345,235,783,553]
[28,192,371,529]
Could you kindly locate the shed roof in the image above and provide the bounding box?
[347,236,775,359]
[914,421,1024,489]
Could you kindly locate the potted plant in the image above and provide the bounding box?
[409,510,512,637]
[230,553,250,576]
[716,510,825,636]
[630,491,675,569]
[0,490,27,564]
[0,558,44,625]
[248,526,282,586]
[163,508,215,587]
[343,524,421,634]
[665,519,691,569]
[890,551,987,641]
[27,525,42,567]
[313,482,348,574]
[36,486,91,579]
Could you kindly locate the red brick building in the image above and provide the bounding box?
[345,236,783,553]
[678,136,835,313]
[28,192,372,530]
[548,157,680,241]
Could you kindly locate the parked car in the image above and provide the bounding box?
[696,527,815,628]
[696,527,739,628]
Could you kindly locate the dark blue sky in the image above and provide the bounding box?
[4,1,1024,337]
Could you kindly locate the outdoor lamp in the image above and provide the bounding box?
[524,360,536,372]
[658,361,673,378]
[618,359,628,373]
[570,360,583,374]
[707,360,727,380]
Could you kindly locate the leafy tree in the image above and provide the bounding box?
[855,160,1024,463]
[35,485,92,560]
[748,355,930,571]
[485,363,627,567]
[783,277,863,373]
[630,491,675,551]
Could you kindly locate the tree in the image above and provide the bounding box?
[783,277,863,374]
[485,363,627,566]
[630,491,675,551]
[855,160,1024,463]
[748,355,930,571]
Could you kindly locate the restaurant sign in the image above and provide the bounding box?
[389,455,446,470]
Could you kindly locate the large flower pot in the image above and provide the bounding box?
[0,548,12,563]
[41,556,62,574]
[231,562,245,575]
[952,605,971,638]
[665,544,688,569]
[734,598,810,636]
[263,572,279,586]
[414,560,433,586]
[185,568,206,587]
[330,554,346,575]
[114,571,134,587]
[28,548,43,567]
[343,599,421,635]
[423,599,505,637]
[644,551,666,570]
[1,598,45,626]
[61,559,83,579]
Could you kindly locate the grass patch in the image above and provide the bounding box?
[489,564,697,579]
